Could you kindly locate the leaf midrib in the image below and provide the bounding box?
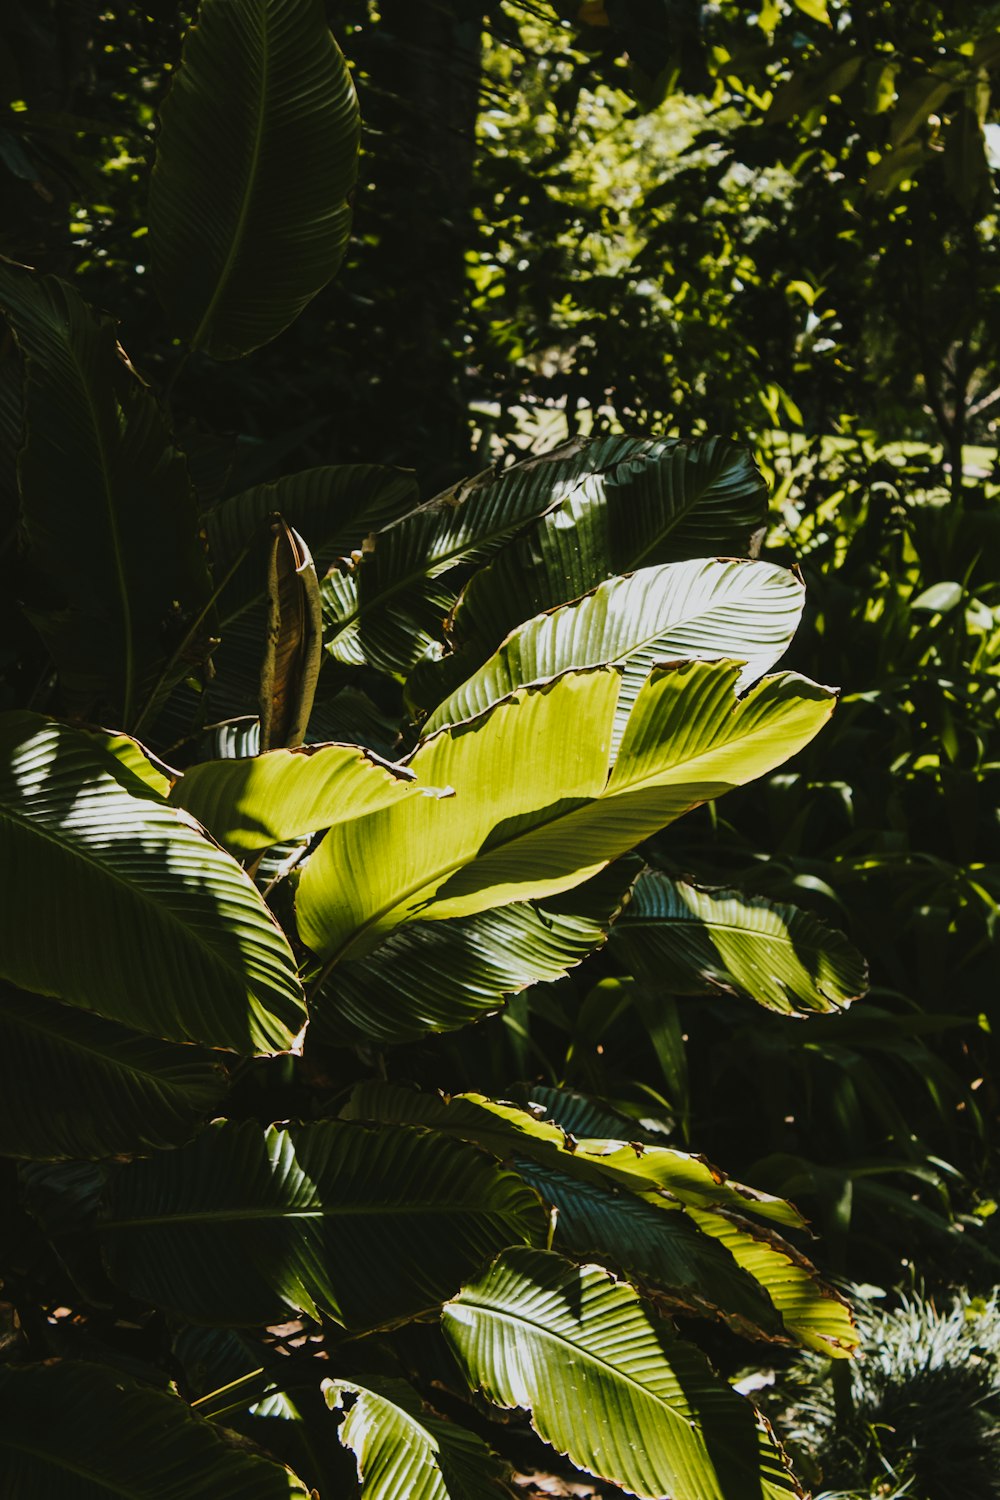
[101,1200,521,1230]
[449,1294,705,1437]
[189,5,270,351]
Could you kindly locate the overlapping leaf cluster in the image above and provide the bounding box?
[0,3,868,1496]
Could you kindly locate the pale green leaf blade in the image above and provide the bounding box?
[0,1360,309,1498]
[514,1157,786,1340]
[172,742,420,854]
[150,0,360,358]
[297,664,834,964]
[615,872,869,1015]
[0,262,212,727]
[686,1207,858,1357]
[101,1119,545,1328]
[443,1247,798,1500]
[328,1376,512,1500]
[0,983,226,1160]
[422,558,805,738]
[343,1084,805,1229]
[296,669,621,961]
[0,712,305,1052]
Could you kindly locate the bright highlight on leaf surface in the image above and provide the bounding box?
[443,1247,799,1500]
[0,712,305,1053]
[297,661,835,963]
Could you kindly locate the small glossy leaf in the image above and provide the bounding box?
[172,741,420,855]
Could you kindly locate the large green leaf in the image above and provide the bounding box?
[0,712,305,1052]
[322,436,693,676]
[343,1085,804,1229]
[419,434,768,700]
[296,662,835,963]
[0,1360,309,1497]
[310,866,632,1044]
[150,0,360,358]
[328,1376,512,1500]
[172,742,422,855]
[0,262,212,727]
[0,983,227,1160]
[685,1207,857,1356]
[443,1248,797,1500]
[513,1157,785,1340]
[101,1119,545,1328]
[614,871,869,1015]
[422,558,805,738]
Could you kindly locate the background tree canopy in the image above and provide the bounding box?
[0,3,998,1498]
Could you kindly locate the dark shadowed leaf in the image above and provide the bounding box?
[0,262,212,728]
[101,1119,545,1328]
[0,983,227,1160]
[0,1360,309,1497]
[150,0,360,358]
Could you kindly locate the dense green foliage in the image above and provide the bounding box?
[0,2,997,1497]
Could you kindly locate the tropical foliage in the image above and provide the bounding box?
[1,2,997,1498]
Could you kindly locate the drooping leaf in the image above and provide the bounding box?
[258,520,323,750]
[296,662,835,963]
[0,1360,309,1497]
[323,435,705,676]
[0,983,227,1160]
[310,865,633,1044]
[328,1375,513,1500]
[436,434,768,684]
[613,871,868,1015]
[421,558,805,741]
[513,1157,785,1340]
[172,741,420,855]
[150,0,360,358]
[0,712,305,1052]
[343,1084,805,1229]
[443,1247,798,1500]
[101,1118,545,1328]
[0,261,212,727]
[685,1207,858,1356]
